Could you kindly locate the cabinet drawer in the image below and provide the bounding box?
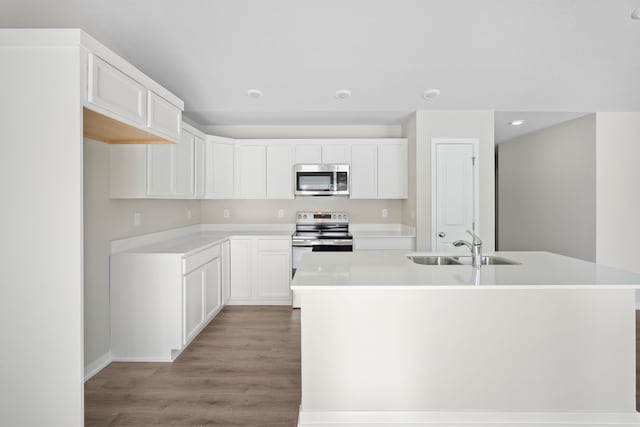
[87,54,147,125]
[257,238,291,252]
[148,91,182,142]
[184,244,221,274]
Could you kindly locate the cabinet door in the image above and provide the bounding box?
[266,144,294,199]
[378,142,407,199]
[147,144,175,196]
[322,144,350,164]
[221,240,231,304]
[235,144,266,198]
[205,141,234,198]
[175,130,194,197]
[205,257,222,320]
[87,54,147,126]
[194,136,205,198]
[256,251,291,299]
[183,267,205,345]
[147,91,182,143]
[350,144,378,199]
[295,144,322,163]
[229,239,252,300]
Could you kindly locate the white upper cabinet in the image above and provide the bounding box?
[295,144,322,163]
[194,136,205,198]
[378,141,408,199]
[175,130,195,197]
[87,54,147,127]
[205,136,234,199]
[266,144,294,199]
[147,91,182,143]
[350,144,379,199]
[235,143,266,198]
[322,143,350,164]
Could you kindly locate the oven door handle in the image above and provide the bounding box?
[292,239,353,247]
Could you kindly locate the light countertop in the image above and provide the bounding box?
[291,251,640,289]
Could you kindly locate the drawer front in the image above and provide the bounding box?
[148,91,182,142]
[257,238,291,252]
[354,237,415,251]
[87,54,146,125]
[184,244,221,274]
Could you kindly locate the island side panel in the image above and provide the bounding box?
[299,288,635,412]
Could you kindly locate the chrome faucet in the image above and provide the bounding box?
[453,230,483,268]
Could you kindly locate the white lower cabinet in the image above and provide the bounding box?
[228,236,291,305]
[111,243,224,361]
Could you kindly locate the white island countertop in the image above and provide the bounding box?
[291,251,640,289]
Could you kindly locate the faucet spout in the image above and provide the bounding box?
[453,230,483,268]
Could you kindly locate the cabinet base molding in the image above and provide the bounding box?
[227,299,291,306]
[298,410,640,426]
[83,351,112,382]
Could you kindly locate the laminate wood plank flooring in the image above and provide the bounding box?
[85,306,301,426]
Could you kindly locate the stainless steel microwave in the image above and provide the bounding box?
[294,164,349,196]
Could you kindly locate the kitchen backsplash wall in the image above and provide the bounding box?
[83,138,202,372]
[201,199,403,224]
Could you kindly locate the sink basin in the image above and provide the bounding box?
[451,256,521,265]
[408,256,462,265]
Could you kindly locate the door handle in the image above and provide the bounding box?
[438,232,446,238]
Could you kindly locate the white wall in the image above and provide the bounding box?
[0,46,84,427]
[401,113,417,227]
[498,114,596,261]
[595,112,640,274]
[83,138,201,373]
[412,111,495,251]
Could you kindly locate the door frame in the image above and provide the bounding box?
[431,138,480,251]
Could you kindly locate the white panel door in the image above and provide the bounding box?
[205,257,221,320]
[266,144,294,199]
[183,267,205,345]
[322,144,350,164]
[194,136,205,198]
[205,140,234,198]
[433,140,478,252]
[235,144,266,198]
[295,144,322,163]
[147,144,175,196]
[378,142,407,199]
[229,239,253,300]
[350,144,378,199]
[175,130,194,197]
[256,251,291,299]
[147,91,182,142]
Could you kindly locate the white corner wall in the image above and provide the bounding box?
[401,113,417,227]
[595,112,640,274]
[498,114,596,261]
[414,111,495,251]
[83,138,202,374]
[0,46,84,426]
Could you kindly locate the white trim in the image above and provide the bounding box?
[431,138,480,251]
[83,352,112,382]
[226,299,292,306]
[298,410,640,426]
[110,224,203,254]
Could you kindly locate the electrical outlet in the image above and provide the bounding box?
[382,208,389,218]
[278,208,285,218]
[223,209,230,219]
[187,209,192,220]
[133,212,141,226]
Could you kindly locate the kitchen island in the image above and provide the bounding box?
[291,251,640,426]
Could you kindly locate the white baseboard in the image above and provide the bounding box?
[84,351,112,382]
[298,410,640,426]
[226,299,292,306]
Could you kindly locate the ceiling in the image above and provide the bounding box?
[494,112,591,143]
[2,0,639,127]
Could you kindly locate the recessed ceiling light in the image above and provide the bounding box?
[422,89,441,100]
[509,120,525,126]
[335,89,351,100]
[632,8,640,19]
[247,89,263,99]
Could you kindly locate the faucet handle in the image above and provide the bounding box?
[466,230,482,245]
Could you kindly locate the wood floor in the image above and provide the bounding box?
[85,306,301,426]
[86,307,640,426]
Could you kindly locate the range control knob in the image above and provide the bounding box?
[303,214,308,219]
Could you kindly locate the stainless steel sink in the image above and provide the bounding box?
[451,256,521,265]
[408,256,462,265]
